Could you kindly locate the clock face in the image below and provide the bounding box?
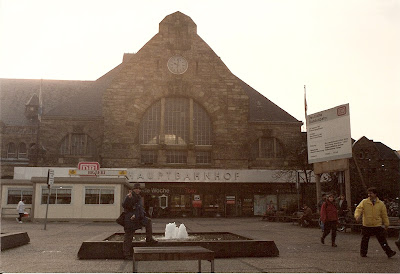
[167,55,188,74]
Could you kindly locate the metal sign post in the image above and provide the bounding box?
[296,171,300,211]
[44,169,54,230]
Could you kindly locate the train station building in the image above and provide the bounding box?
[0,12,313,221]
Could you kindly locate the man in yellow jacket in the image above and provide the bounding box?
[354,187,396,258]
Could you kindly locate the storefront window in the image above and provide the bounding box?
[85,187,115,204]
[41,186,72,204]
[204,194,218,207]
[170,194,190,207]
[7,189,33,204]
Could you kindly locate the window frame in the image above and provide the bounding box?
[7,142,17,158]
[18,142,28,159]
[84,186,115,205]
[41,186,72,205]
[59,133,97,157]
[251,137,285,160]
[139,97,212,165]
[7,188,33,205]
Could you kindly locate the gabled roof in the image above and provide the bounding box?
[354,136,398,160]
[374,142,399,160]
[238,78,301,123]
[0,62,123,125]
[0,79,96,125]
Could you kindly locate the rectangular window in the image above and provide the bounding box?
[261,138,274,158]
[141,150,158,164]
[166,150,187,164]
[196,151,211,164]
[85,187,115,204]
[7,189,33,204]
[41,186,72,204]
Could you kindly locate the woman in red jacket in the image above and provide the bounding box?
[320,193,339,247]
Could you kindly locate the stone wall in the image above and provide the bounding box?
[102,12,251,169]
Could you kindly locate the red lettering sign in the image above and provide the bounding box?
[78,162,100,177]
[78,162,100,170]
[192,200,202,208]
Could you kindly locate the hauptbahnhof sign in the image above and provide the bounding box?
[307,104,352,164]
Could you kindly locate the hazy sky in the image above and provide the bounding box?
[1,0,399,150]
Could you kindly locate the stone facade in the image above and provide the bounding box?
[101,12,300,169]
[1,11,303,175]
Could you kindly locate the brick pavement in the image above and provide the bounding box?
[1,217,399,273]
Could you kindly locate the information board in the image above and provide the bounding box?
[307,104,352,164]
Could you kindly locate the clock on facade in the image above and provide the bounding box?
[167,55,188,74]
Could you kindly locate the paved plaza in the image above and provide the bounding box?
[1,217,399,273]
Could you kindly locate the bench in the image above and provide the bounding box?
[388,217,400,237]
[344,217,399,235]
[1,207,32,221]
[291,212,302,225]
[132,246,215,273]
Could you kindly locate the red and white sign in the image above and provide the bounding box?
[192,200,202,208]
[78,162,100,170]
[226,196,235,205]
[307,104,352,164]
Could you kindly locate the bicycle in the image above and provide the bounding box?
[337,210,353,232]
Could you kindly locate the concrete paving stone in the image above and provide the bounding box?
[1,217,399,273]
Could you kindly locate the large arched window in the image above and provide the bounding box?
[250,137,284,160]
[139,98,212,164]
[59,133,97,156]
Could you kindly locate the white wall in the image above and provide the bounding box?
[34,183,121,219]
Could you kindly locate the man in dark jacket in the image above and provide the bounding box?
[122,183,157,259]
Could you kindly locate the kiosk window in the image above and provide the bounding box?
[41,186,72,204]
[85,187,114,204]
[7,189,33,204]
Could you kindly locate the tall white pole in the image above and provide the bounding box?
[304,85,307,131]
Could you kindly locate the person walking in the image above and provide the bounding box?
[354,187,396,258]
[320,193,338,247]
[16,198,26,223]
[317,194,327,232]
[122,183,157,260]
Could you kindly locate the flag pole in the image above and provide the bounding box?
[35,79,43,165]
[304,85,307,131]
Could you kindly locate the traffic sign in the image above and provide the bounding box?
[47,169,55,185]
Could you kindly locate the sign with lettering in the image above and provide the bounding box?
[307,104,352,164]
[69,169,127,177]
[125,168,316,183]
[226,196,235,204]
[78,162,100,170]
[47,169,54,185]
